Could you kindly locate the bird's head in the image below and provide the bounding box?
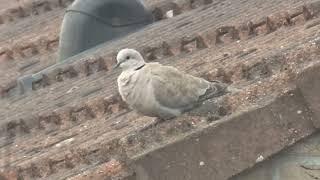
[114,49,146,71]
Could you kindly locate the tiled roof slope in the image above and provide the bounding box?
[1,0,320,179]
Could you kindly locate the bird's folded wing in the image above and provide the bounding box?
[148,64,210,109]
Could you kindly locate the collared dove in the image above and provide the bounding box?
[115,48,228,119]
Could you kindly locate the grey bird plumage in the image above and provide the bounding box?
[115,48,227,119]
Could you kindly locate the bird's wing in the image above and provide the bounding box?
[146,63,210,110]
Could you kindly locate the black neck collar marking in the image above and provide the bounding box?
[135,64,145,71]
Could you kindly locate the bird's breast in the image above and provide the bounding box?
[118,71,145,102]
[121,76,156,113]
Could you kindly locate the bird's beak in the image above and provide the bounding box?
[113,62,120,70]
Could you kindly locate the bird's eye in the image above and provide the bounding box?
[126,56,130,60]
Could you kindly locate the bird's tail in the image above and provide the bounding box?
[199,81,228,102]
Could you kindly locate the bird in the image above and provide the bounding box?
[114,48,228,120]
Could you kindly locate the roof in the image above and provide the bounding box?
[0,0,320,179]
